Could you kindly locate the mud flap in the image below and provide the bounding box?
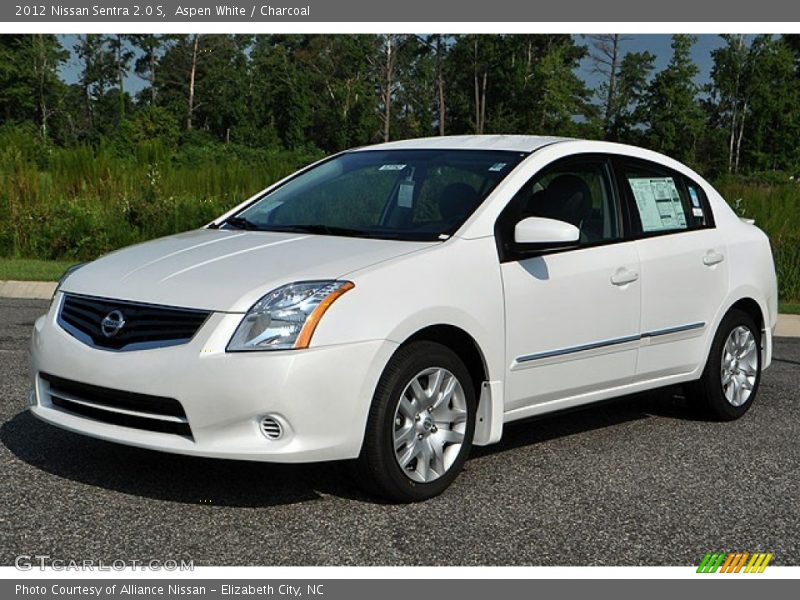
[473,380,503,446]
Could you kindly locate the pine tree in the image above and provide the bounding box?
[641,35,705,164]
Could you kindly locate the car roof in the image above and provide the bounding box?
[354,135,573,153]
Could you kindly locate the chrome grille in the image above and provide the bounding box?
[59,293,210,351]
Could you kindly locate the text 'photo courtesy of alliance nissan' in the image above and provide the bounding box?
[28,135,778,502]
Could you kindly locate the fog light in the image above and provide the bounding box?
[259,416,283,440]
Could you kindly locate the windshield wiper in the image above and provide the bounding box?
[270,224,372,237]
[224,216,260,230]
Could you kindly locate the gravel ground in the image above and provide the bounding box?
[1,298,798,566]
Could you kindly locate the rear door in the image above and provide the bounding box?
[615,157,729,380]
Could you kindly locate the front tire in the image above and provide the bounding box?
[354,341,477,502]
[689,309,762,421]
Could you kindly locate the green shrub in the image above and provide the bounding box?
[118,107,181,150]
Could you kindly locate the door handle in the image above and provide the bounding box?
[703,250,725,266]
[610,268,639,286]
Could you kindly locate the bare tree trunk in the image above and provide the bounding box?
[116,35,126,119]
[84,60,94,131]
[479,71,487,134]
[473,38,481,133]
[79,35,94,131]
[539,78,549,130]
[39,86,47,140]
[33,35,48,140]
[589,34,630,138]
[526,39,533,70]
[603,35,621,134]
[728,35,746,173]
[728,103,737,173]
[85,85,93,130]
[382,35,394,143]
[187,34,200,130]
[149,46,157,105]
[436,35,445,136]
[735,100,747,174]
[472,38,488,134]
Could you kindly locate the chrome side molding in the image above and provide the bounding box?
[515,321,706,365]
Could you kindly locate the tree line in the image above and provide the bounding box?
[2,33,800,177]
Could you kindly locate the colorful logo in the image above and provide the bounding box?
[697,552,773,573]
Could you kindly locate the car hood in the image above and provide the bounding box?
[61,229,435,312]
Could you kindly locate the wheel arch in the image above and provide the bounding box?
[727,297,765,333]
[397,323,503,446]
[701,291,773,375]
[401,324,488,397]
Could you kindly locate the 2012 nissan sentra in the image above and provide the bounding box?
[28,135,778,501]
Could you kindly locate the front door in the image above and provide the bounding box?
[497,156,642,413]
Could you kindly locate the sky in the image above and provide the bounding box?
[578,34,725,89]
[57,34,726,97]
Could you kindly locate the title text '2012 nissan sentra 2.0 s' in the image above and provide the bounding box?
[29,136,778,502]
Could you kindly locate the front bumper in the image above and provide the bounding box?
[29,296,397,463]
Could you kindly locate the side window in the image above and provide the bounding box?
[498,158,621,248]
[620,161,709,234]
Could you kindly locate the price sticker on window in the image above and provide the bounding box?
[398,181,415,208]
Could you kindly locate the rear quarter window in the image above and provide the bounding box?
[683,179,714,228]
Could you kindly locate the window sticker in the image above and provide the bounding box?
[688,186,702,208]
[628,177,687,232]
[379,164,406,171]
[397,181,415,208]
[687,187,704,218]
[488,162,507,172]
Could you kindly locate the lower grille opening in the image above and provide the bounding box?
[50,396,192,437]
[42,373,192,439]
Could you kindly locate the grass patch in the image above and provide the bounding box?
[779,302,800,315]
[0,258,76,281]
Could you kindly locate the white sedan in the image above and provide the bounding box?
[29,136,778,501]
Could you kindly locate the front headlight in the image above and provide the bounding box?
[227,280,355,352]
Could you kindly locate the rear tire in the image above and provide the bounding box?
[353,341,476,503]
[688,309,762,421]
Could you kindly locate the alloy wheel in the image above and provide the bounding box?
[392,367,468,483]
[720,325,758,407]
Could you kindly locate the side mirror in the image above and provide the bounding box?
[512,217,580,254]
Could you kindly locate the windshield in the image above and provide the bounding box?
[224,149,527,241]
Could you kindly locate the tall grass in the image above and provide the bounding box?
[0,127,321,261]
[716,179,800,301]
